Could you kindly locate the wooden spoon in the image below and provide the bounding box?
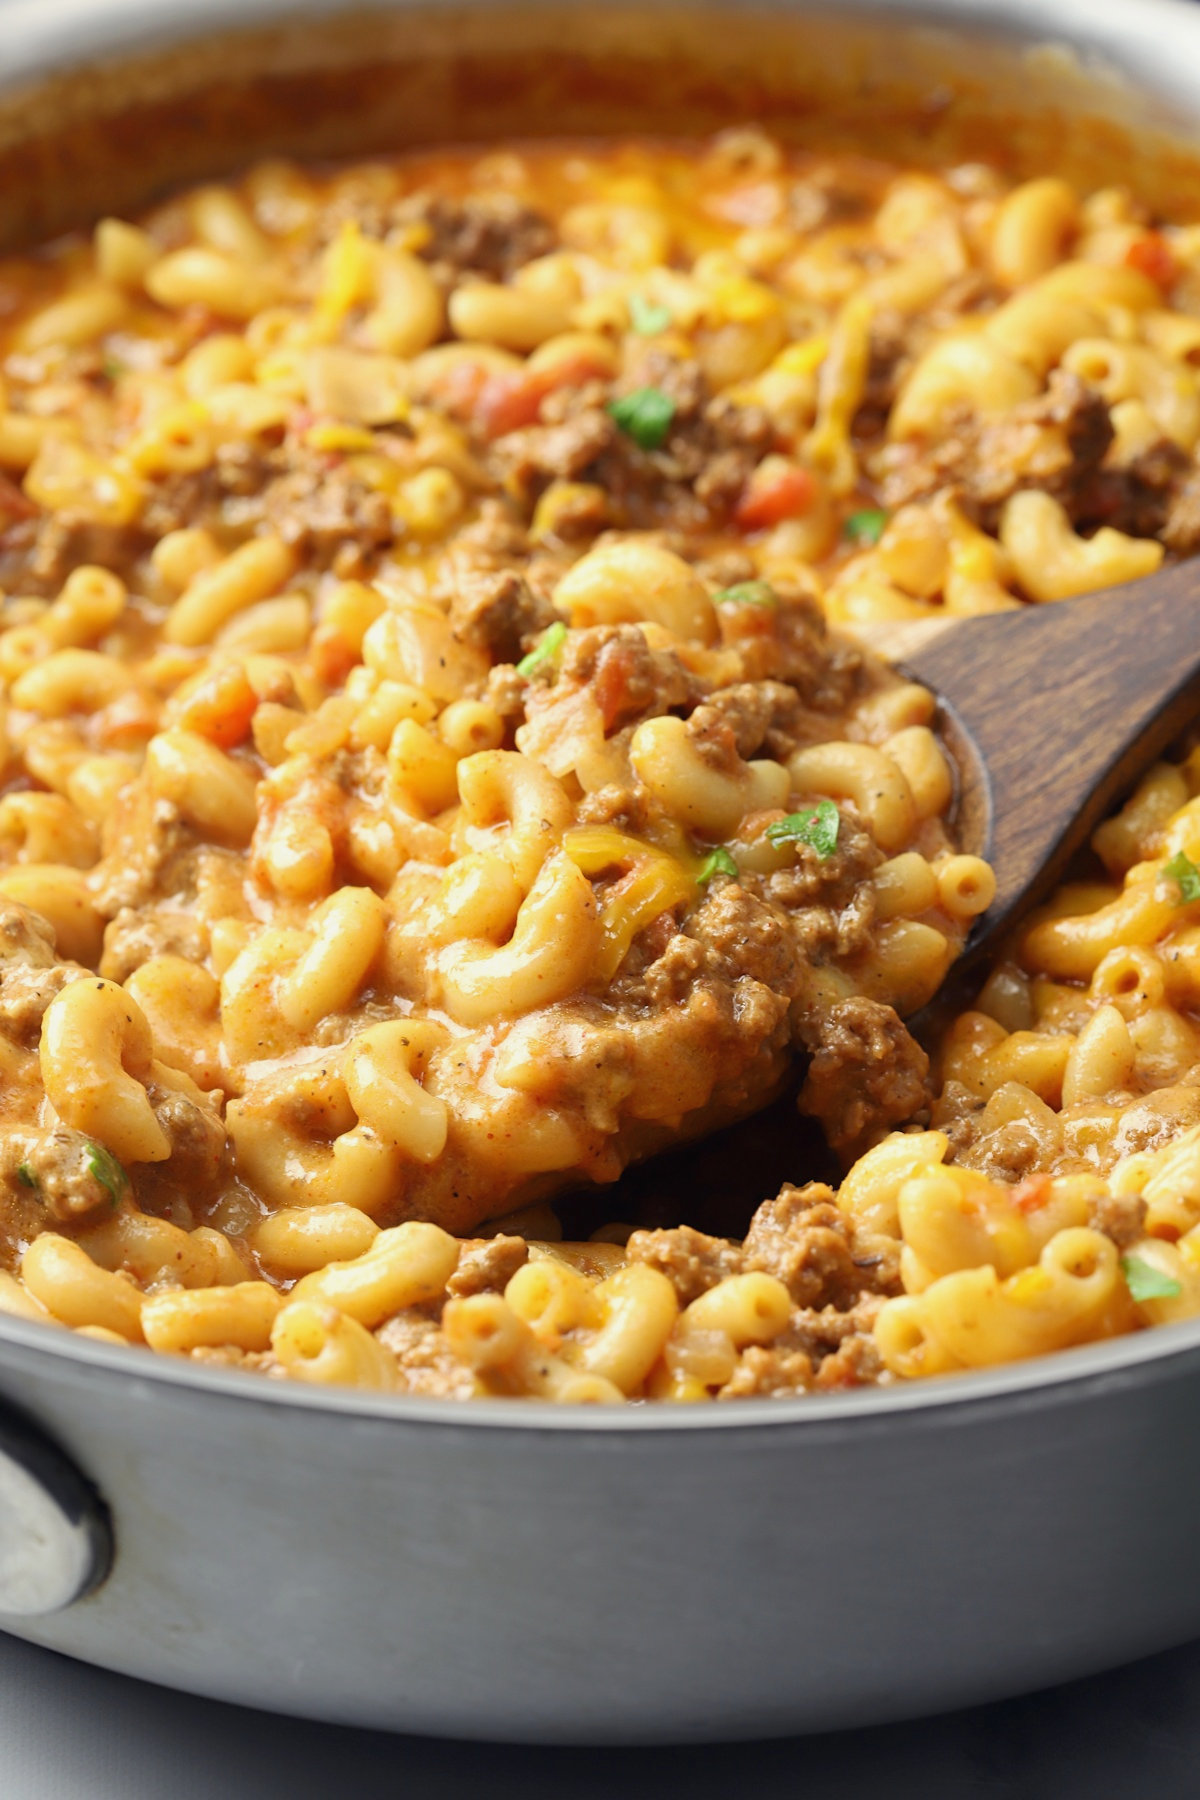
[867,563,1200,979]
[582,571,1200,1225]
[593,572,1200,1222]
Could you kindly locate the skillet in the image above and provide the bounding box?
[3,0,1200,1744]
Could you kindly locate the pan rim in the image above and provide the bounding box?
[0,0,1199,72]
[2,0,1200,1440]
[3,1302,1199,1432]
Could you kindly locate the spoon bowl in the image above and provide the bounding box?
[869,565,1200,975]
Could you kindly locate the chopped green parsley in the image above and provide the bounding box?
[697,846,739,885]
[765,799,840,860]
[516,620,568,679]
[712,580,777,610]
[607,386,676,452]
[1121,1253,1183,1303]
[1164,849,1200,905]
[843,507,888,547]
[84,1140,129,1208]
[628,294,672,336]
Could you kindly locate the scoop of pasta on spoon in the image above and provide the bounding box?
[864,562,1200,982]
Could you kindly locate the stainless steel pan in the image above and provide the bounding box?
[3,0,1200,1745]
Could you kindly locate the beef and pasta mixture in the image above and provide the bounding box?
[0,131,1198,1401]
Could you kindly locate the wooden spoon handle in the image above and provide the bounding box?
[870,562,1200,971]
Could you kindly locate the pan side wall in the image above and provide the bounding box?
[2,1341,1200,1741]
[3,3,1200,247]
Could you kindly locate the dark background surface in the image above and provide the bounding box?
[4,1623,1200,1799]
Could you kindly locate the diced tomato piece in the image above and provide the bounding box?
[475,366,560,438]
[735,462,817,531]
[1126,231,1178,290]
[428,350,610,440]
[431,359,491,423]
[592,644,633,733]
[1011,1173,1054,1215]
[175,663,259,750]
[309,624,359,690]
[707,182,784,228]
[181,305,224,339]
[635,907,679,966]
[97,688,164,753]
[593,639,655,732]
[475,352,611,441]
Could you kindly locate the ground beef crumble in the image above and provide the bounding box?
[742,1183,898,1307]
[799,997,931,1158]
[625,1222,743,1305]
[447,566,557,663]
[262,461,397,569]
[375,1312,480,1399]
[9,1127,119,1222]
[881,371,1109,521]
[395,193,558,280]
[877,365,1200,557]
[493,352,776,530]
[1086,1190,1148,1249]
[16,512,149,595]
[0,904,86,1047]
[626,1194,897,1398]
[446,1235,529,1297]
[548,622,704,731]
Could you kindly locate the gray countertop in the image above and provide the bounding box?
[3,1625,1199,1799]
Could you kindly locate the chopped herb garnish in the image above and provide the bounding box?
[84,1140,129,1209]
[697,846,739,885]
[713,580,777,610]
[607,386,676,452]
[629,293,672,336]
[516,620,568,679]
[15,1162,37,1191]
[843,507,888,547]
[1164,849,1200,905]
[1121,1253,1183,1303]
[765,798,840,860]
[101,354,126,381]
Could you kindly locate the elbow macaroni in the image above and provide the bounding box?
[0,129,1197,1402]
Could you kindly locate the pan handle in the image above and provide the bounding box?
[0,1400,112,1615]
